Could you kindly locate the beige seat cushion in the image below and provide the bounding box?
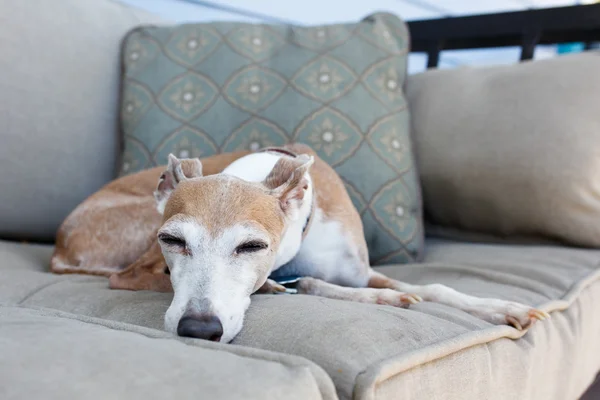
[405,51,600,248]
[1,239,599,399]
[0,306,334,400]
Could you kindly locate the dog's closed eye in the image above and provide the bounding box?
[235,241,268,255]
[158,233,186,249]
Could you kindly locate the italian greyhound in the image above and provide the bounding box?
[52,144,549,343]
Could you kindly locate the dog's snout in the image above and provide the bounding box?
[177,315,223,342]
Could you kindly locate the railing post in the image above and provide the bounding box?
[520,30,541,60]
[426,41,443,68]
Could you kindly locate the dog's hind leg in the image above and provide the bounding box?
[367,270,549,330]
[108,240,172,292]
[296,277,422,307]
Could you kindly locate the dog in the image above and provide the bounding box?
[51,144,549,343]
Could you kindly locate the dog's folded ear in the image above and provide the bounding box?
[264,154,314,220]
[154,154,203,214]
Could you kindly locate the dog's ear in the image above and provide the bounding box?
[154,154,203,214]
[265,154,314,220]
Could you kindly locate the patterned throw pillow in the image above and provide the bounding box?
[119,13,423,264]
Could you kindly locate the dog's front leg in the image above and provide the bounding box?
[368,271,550,330]
[255,279,287,294]
[296,277,422,308]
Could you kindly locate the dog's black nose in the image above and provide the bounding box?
[177,315,223,342]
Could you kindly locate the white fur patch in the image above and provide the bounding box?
[223,152,282,182]
[289,208,368,287]
[154,190,169,215]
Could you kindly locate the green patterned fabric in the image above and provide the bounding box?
[119,13,423,264]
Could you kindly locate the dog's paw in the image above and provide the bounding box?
[255,279,286,294]
[505,308,550,331]
[375,290,423,308]
[472,299,550,330]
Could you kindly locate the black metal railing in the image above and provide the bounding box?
[406,3,600,68]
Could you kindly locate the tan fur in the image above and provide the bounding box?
[163,177,285,247]
[51,151,250,278]
[367,271,397,289]
[263,156,309,190]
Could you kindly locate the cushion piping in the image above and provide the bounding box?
[354,263,600,400]
[0,303,338,400]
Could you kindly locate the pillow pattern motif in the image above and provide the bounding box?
[119,13,423,264]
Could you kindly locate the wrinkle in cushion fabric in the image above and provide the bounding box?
[118,14,423,264]
[2,239,600,399]
[406,51,600,248]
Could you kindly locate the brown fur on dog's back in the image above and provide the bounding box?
[51,151,250,277]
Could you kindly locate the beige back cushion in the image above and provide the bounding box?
[0,0,164,241]
[406,51,600,247]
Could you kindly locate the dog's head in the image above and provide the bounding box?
[155,153,313,343]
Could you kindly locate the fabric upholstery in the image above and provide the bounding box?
[118,15,423,263]
[2,238,599,399]
[0,0,165,241]
[405,51,600,248]
[0,306,336,400]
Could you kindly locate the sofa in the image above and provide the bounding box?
[1,1,599,399]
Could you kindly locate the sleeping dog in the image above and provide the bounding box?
[51,144,549,342]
